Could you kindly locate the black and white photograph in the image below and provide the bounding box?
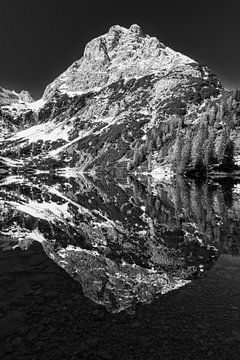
[1,1,240,359]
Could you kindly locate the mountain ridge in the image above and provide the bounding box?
[1,24,239,178]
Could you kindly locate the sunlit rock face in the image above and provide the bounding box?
[0,24,222,171]
[43,24,203,98]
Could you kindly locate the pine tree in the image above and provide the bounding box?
[215,104,224,125]
[191,125,205,170]
[226,96,233,110]
[221,96,228,115]
[139,144,147,162]
[127,160,133,171]
[174,133,183,167]
[147,153,152,171]
[179,130,192,174]
[176,119,182,135]
[132,141,140,167]
[17,145,21,157]
[217,128,228,164]
[208,106,216,125]
[222,139,234,171]
[233,89,240,102]
[147,139,154,153]
[204,131,216,168]
[156,134,162,149]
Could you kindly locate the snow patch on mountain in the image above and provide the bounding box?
[49,116,115,157]
[27,98,46,111]
[8,119,72,143]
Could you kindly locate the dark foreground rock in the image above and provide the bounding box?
[0,241,240,360]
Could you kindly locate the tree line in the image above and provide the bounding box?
[128,89,240,176]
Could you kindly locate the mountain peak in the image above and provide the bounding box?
[43,24,196,99]
[19,90,34,103]
[129,24,143,35]
[107,24,144,37]
[0,86,34,105]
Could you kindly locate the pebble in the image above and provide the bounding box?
[0,310,24,338]
[12,336,22,346]
[26,331,38,342]
[3,341,13,354]
[92,308,105,320]
[45,290,58,299]
[97,350,113,360]
[29,254,46,266]
[35,340,44,350]
[47,327,57,335]
[197,324,205,330]
[231,330,240,341]
[92,308,101,316]
[131,321,141,328]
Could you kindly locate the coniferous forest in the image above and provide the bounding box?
[128,89,240,177]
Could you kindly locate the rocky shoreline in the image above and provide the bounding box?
[1,241,240,360]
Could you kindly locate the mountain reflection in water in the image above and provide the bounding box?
[0,172,240,313]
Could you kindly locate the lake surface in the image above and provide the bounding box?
[0,172,240,313]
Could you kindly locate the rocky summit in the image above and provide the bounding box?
[43,24,206,98]
[0,24,239,177]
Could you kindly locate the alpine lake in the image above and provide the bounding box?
[1,170,240,314]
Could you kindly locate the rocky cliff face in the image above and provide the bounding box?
[0,24,231,174]
[43,24,204,99]
[0,87,35,140]
[0,87,33,106]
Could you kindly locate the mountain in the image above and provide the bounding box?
[0,87,33,106]
[42,24,212,99]
[0,87,35,140]
[0,24,239,177]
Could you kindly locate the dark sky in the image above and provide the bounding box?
[0,0,239,99]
